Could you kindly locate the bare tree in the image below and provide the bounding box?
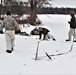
[0,0,53,25]
[27,0,53,25]
[3,0,18,11]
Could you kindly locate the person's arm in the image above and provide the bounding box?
[13,19,21,33]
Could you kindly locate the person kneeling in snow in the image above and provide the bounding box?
[38,27,56,41]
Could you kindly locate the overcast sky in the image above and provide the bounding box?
[0,0,76,8]
[21,0,76,8]
[52,0,76,8]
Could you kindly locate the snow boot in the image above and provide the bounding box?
[53,38,56,41]
[12,47,14,51]
[6,50,12,53]
[73,40,76,42]
[66,39,71,41]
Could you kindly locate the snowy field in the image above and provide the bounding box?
[0,14,76,74]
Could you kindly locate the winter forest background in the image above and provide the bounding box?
[0,0,76,15]
[0,0,76,75]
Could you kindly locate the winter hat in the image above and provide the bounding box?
[70,11,75,16]
[6,11,11,16]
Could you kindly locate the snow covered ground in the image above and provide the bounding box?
[0,14,76,74]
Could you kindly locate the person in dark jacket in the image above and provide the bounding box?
[38,27,56,41]
[66,12,76,42]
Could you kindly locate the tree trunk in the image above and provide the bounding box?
[28,0,38,25]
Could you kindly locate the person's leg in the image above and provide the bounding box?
[5,31,12,51]
[43,33,46,40]
[73,29,76,42]
[68,28,73,41]
[45,34,48,40]
[11,31,15,50]
[39,32,42,39]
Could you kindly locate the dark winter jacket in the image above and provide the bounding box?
[39,27,50,34]
[38,27,50,40]
[68,16,76,29]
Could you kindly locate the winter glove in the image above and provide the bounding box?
[0,30,3,34]
[15,27,21,34]
[53,38,56,41]
[15,29,21,34]
[68,21,70,24]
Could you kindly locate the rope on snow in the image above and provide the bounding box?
[38,42,74,60]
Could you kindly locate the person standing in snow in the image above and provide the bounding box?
[66,12,76,42]
[2,11,20,53]
[38,27,56,41]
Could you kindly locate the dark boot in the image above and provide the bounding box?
[66,39,71,41]
[53,38,56,41]
[6,50,12,53]
[12,47,14,51]
[73,40,76,42]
